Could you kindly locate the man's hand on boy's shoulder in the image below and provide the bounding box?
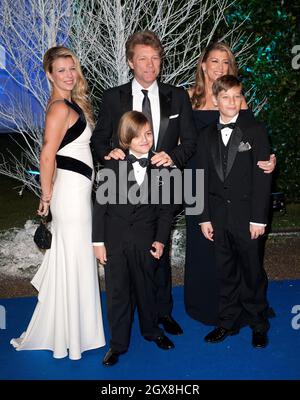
[151,151,174,167]
[104,148,126,161]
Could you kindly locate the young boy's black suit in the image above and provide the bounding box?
[92,152,176,353]
[197,112,272,333]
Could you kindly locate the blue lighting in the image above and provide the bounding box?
[27,170,40,175]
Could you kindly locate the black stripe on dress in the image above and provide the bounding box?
[56,155,93,181]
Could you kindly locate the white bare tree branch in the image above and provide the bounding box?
[0,0,261,197]
[0,0,72,195]
[70,0,258,98]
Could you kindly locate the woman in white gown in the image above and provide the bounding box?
[11,46,105,360]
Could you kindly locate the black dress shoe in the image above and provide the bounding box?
[204,327,240,343]
[152,335,175,350]
[102,348,120,366]
[158,315,183,335]
[252,331,268,348]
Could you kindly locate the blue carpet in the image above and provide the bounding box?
[0,280,300,380]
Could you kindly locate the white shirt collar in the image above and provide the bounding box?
[132,78,158,95]
[219,113,239,125]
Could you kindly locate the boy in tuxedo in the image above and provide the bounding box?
[197,75,272,348]
[93,111,177,366]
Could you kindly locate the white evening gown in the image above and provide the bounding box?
[11,100,105,360]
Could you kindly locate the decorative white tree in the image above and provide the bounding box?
[0,0,258,196]
[0,0,72,196]
[71,0,256,97]
[0,0,263,278]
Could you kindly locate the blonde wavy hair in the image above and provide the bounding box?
[191,42,238,110]
[43,46,94,126]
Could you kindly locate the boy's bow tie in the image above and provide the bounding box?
[127,154,149,167]
[217,122,236,131]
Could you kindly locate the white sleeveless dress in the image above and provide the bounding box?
[11,100,105,360]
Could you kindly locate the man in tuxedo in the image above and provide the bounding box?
[197,75,272,348]
[92,30,197,336]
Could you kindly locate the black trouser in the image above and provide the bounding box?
[155,205,182,318]
[154,241,173,318]
[104,243,163,353]
[214,224,270,333]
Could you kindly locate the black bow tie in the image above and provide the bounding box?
[127,154,149,168]
[217,122,236,131]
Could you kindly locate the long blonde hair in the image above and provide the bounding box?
[43,46,94,126]
[191,42,238,110]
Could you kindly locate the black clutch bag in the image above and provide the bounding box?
[34,215,52,250]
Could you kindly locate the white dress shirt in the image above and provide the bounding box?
[132,78,160,148]
[129,150,149,186]
[219,114,238,146]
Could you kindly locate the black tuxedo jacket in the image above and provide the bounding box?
[91,81,197,169]
[196,112,272,227]
[92,154,177,253]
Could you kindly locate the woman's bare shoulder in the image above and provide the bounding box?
[46,100,70,121]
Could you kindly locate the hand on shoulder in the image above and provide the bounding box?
[104,148,125,161]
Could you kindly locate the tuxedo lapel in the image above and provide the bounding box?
[209,127,224,182]
[225,126,243,179]
[120,82,133,115]
[156,83,172,151]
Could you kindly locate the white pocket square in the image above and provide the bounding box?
[169,114,179,119]
[238,141,251,152]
